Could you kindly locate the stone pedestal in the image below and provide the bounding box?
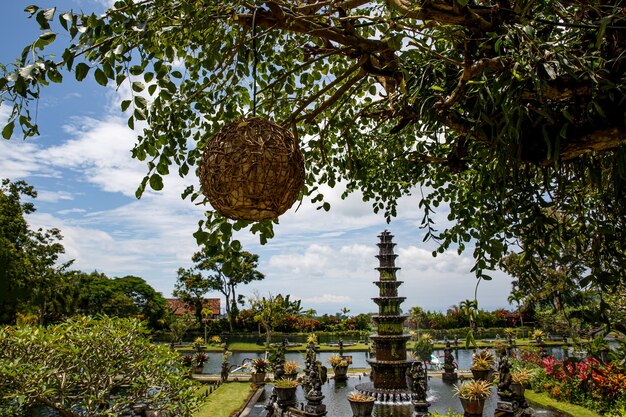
[442,371,458,381]
[495,399,518,417]
[304,393,327,417]
[412,400,431,417]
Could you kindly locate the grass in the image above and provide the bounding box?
[525,390,602,417]
[194,382,256,417]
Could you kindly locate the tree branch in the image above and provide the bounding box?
[551,127,626,163]
[384,0,496,30]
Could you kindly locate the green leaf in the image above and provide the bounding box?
[35,32,56,49]
[94,68,108,86]
[132,81,145,92]
[121,100,131,112]
[149,174,164,191]
[193,229,210,245]
[75,63,90,81]
[2,121,15,139]
[24,5,39,15]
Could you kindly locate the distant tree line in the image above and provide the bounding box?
[0,178,169,328]
[407,305,528,331]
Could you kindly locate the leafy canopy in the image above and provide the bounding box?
[0,316,200,417]
[1,1,625,287]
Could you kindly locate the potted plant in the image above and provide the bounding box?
[209,335,222,346]
[328,354,349,381]
[192,337,205,352]
[454,379,492,416]
[192,352,208,374]
[273,378,298,407]
[504,328,515,340]
[251,358,269,384]
[532,329,544,344]
[181,354,193,374]
[471,349,494,381]
[283,360,299,380]
[510,368,532,397]
[347,391,375,417]
[221,350,232,382]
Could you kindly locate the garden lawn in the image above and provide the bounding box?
[525,390,601,417]
[194,382,255,417]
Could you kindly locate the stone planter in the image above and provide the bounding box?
[459,397,485,416]
[192,365,204,374]
[471,368,491,381]
[251,372,266,384]
[334,365,348,381]
[348,399,375,417]
[510,382,525,397]
[283,372,298,380]
[274,386,297,407]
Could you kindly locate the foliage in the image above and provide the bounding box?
[511,368,532,385]
[328,354,348,368]
[283,360,299,374]
[472,349,495,370]
[414,332,435,362]
[517,350,626,415]
[2,2,625,292]
[250,293,301,347]
[0,179,72,325]
[193,336,205,350]
[177,247,264,331]
[307,333,318,345]
[0,316,200,417]
[273,378,298,388]
[347,391,375,402]
[453,380,493,400]
[194,352,209,367]
[251,358,269,373]
[532,329,545,340]
[168,313,197,343]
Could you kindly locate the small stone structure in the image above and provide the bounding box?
[442,341,458,381]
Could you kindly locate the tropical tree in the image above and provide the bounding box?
[408,305,428,333]
[2,2,626,292]
[502,250,594,338]
[250,293,301,347]
[0,316,200,417]
[507,289,527,329]
[173,266,213,322]
[0,179,71,324]
[176,246,265,331]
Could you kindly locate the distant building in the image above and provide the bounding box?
[166,298,221,319]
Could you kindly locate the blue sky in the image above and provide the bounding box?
[1,1,514,315]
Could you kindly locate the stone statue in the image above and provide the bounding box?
[497,355,512,395]
[274,362,285,380]
[407,361,427,402]
[443,341,456,372]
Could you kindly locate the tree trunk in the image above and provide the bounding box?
[265,328,272,348]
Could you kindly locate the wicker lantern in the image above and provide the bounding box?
[198,117,305,221]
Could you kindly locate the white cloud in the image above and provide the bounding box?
[36,190,74,203]
[302,294,352,304]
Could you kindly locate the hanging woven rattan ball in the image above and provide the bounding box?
[198,117,305,221]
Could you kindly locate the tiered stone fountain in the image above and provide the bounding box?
[356,230,414,403]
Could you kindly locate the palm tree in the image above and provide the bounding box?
[507,290,526,328]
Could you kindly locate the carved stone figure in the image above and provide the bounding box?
[497,355,512,395]
[407,361,427,402]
